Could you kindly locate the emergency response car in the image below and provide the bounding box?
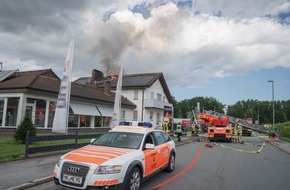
[53,125,176,190]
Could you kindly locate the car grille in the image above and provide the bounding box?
[61,162,90,187]
[214,134,226,138]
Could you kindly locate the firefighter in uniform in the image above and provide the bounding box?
[237,122,243,143]
[194,124,199,136]
[175,125,182,142]
[191,124,195,136]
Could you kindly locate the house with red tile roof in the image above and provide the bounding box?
[75,69,174,128]
[0,68,174,135]
[0,69,136,132]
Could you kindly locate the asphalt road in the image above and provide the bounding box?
[18,137,290,190]
[0,152,62,190]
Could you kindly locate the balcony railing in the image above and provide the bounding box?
[143,99,172,109]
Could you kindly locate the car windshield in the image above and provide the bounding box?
[92,132,144,149]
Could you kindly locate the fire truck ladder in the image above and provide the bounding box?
[204,110,274,134]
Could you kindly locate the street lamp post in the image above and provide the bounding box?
[268,80,275,129]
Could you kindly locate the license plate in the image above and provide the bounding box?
[62,174,82,185]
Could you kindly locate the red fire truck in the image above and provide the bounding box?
[199,111,233,141]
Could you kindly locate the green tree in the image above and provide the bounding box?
[175,97,289,124]
[14,112,37,144]
[192,96,225,113]
[177,99,190,118]
[283,100,290,120]
[227,99,290,125]
[172,96,181,118]
[174,96,225,118]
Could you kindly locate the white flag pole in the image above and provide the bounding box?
[52,38,75,134]
[110,65,123,129]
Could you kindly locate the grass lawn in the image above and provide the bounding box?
[0,137,95,163]
[281,137,290,143]
[0,138,26,162]
[276,122,290,143]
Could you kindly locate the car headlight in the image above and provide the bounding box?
[56,158,62,167]
[94,165,122,174]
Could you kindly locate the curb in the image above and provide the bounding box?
[5,176,53,190]
[174,136,203,146]
[266,140,290,154]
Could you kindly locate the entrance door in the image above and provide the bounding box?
[26,104,35,124]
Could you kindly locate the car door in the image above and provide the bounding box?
[153,131,170,169]
[143,133,159,176]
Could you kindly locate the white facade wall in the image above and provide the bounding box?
[148,80,169,103]
[121,89,145,121]
[120,108,134,122]
[118,79,172,126]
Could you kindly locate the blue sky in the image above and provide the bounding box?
[172,67,290,105]
[0,0,289,106]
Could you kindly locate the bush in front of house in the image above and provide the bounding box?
[14,113,37,144]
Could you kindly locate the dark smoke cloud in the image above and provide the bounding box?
[91,19,135,75]
[90,2,186,75]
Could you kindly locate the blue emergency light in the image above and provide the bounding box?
[119,121,132,126]
[138,122,153,128]
[119,121,153,128]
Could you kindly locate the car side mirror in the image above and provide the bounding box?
[90,138,96,144]
[145,143,155,149]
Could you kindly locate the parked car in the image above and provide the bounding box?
[53,125,176,190]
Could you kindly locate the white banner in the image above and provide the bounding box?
[52,39,75,134]
[110,65,123,129]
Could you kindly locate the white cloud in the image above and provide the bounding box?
[0,0,290,97]
[85,2,290,86]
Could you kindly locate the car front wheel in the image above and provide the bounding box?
[125,167,141,190]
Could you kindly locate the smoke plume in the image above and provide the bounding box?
[91,2,186,75]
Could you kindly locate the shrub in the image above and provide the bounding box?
[14,113,37,144]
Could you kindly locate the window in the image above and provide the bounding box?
[35,99,46,128]
[103,117,111,127]
[48,102,56,128]
[157,93,162,101]
[68,114,78,127]
[150,111,153,121]
[162,132,172,142]
[121,110,126,119]
[0,98,4,126]
[25,98,47,128]
[92,132,143,149]
[95,116,102,127]
[134,90,138,100]
[80,115,90,127]
[153,131,166,145]
[144,134,154,147]
[95,116,111,127]
[133,110,138,121]
[156,113,161,122]
[6,97,19,126]
[151,92,154,99]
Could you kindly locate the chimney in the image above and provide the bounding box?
[91,69,104,88]
[91,69,104,83]
[104,81,111,94]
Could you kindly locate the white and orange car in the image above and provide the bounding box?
[53,124,176,190]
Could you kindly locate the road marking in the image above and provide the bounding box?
[151,146,204,190]
[215,141,266,154]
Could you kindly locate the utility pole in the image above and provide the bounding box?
[268,80,275,129]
